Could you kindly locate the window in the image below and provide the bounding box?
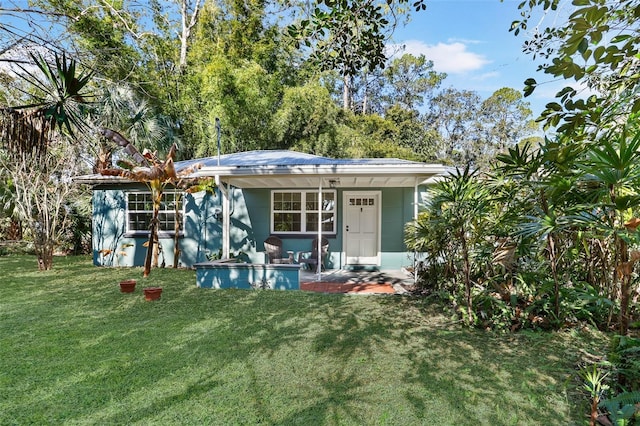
[272,190,336,234]
[126,192,184,234]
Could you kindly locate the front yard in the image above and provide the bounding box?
[0,255,607,425]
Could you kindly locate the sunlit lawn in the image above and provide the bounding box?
[0,255,607,425]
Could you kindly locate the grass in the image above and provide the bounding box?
[0,255,608,425]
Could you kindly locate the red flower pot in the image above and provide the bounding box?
[143,287,163,301]
[119,279,137,293]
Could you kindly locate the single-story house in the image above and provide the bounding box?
[76,150,446,272]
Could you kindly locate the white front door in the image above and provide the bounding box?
[343,191,380,265]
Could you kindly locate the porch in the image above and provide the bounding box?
[195,260,415,294]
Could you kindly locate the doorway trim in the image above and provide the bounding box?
[342,191,381,266]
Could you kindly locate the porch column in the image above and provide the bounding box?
[413,178,420,281]
[216,175,230,259]
[317,178,323,281]
[223,184,230,259]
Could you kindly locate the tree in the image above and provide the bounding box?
[0,52,93,269]
[382,53,445,111]
[273,80,342,155]
[576,131,640,336]
[513,0,640,138]
[89,84,179,172]
[474,87,538,169]
[1,137,85,270]
[99,129,202,277]
[288,0,426,110]
[425,88,481,165]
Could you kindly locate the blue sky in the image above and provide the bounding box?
[390,0,561,117]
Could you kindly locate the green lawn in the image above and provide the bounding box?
[0,255,607,425]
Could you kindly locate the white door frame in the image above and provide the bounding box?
[342,191,381,266]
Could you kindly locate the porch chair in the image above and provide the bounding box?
[264,236,293,264]
[298,237,329,271]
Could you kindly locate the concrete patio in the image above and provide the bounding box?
[299,267,415,294]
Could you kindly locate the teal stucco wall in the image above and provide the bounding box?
[91,184,425,270]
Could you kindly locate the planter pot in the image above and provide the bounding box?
[143,287,163,301]
[119,279,137,293]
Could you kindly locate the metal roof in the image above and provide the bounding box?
[177,150,429,169]
[76,150,446,188]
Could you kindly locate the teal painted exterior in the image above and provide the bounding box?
[195,261,300,290]
[91,184,426,270]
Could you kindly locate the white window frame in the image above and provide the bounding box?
[125,191,185,236]
[271,190,336,235]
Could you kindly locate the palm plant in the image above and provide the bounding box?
[99,129,201,277]
[0,52,93,269]
[497,136,589,323]
[408,166,491,324]
[12,52,93,138]
[574,130,640,335]
[89,85,179,172]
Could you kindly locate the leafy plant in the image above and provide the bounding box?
[599,391,640,426]
[580,363,610,426]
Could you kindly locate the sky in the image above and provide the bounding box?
[390,0,567,118]
[1,0,568,118]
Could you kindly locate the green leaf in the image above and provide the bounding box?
[577,38,589,54]
[611,34,631,43]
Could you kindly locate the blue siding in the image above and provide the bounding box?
[91,185,425,270]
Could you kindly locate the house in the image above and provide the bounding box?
[77,150,446,271]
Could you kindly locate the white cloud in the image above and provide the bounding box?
[474,71,500,81]
[391,39,491,74]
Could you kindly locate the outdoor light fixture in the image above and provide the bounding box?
[329,179,339,188]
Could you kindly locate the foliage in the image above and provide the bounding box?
[407,125,640,334]
[12,52,93,136]
[609,335,640,392]
[0,52,93,269]
[288,0,426,77]
[99,129,203,277]
[513,0,640,138]
[406,166,492,325]
[580,363,610,426]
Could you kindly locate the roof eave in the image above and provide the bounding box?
[195,163,446,178]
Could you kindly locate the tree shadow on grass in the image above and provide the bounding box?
[1,256,598,424]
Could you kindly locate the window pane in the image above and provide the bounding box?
[306,192,317,211]
[306,213,318,232]
[275,192,301,211]
[306,213,335,233]
[322,192,334,211]
[129,212,151,231]
[291,192,301,210]
[273,212,301,232]
[127,192,183,233]
[322,213,334,232]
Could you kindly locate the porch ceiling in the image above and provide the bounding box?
[195,163,446,189]
[222,174,430,188]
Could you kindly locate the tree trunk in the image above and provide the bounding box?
[361,72,368,115]
[460,228,472,324]
[143,219,156,278]
[342,74,351,111]
[179,0,202,70]
[618,237,630,335]
[143,189,161,277]
[547,233,560,319]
